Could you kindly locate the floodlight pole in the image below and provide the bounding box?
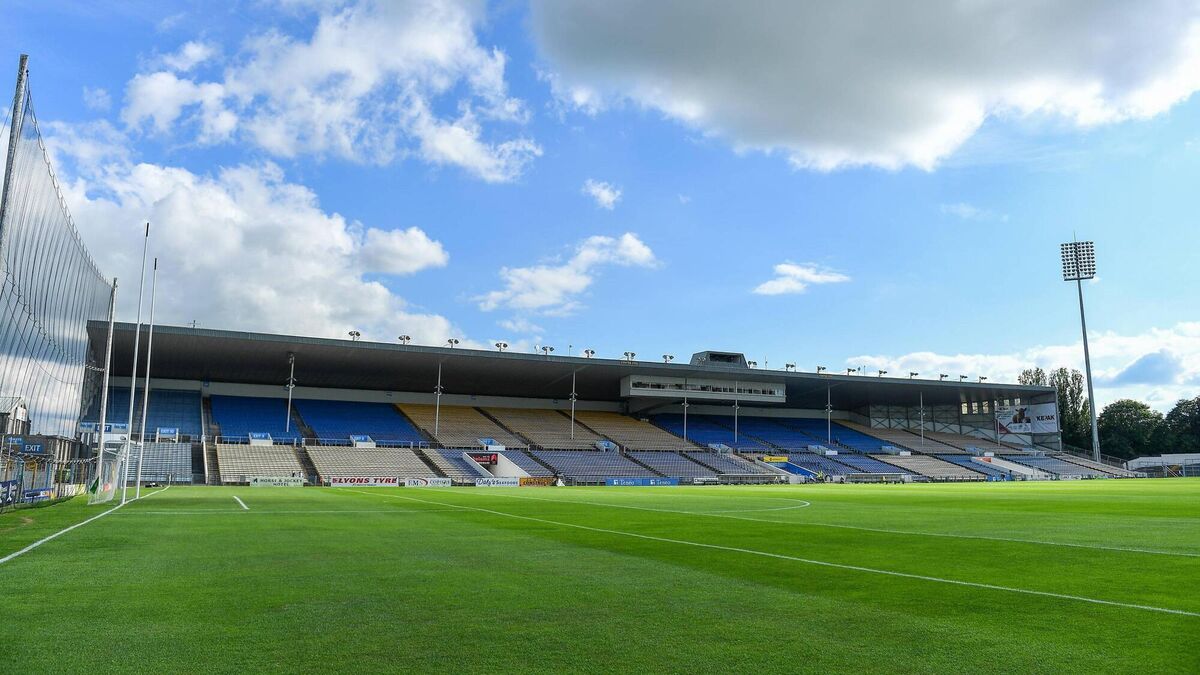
[732,382,739,443]
[1075,277,1101,462]
[135,259,158,498]
[825,387,832,446]
[121,223,150,505]
[434,362,443,437]
[93,279,117,495]
[285,353,296,433]
[682,396,689,441]
[918,391,925,448]
[569,370,577,440]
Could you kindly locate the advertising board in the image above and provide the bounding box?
[474,477,520,487]
[249,476,303,487]
[329,477,398,487]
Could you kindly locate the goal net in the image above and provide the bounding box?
[87,446,126,505]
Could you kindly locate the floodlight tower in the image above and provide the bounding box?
[1061,240,1101,461]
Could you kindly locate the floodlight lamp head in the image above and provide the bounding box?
[447,338,459,348]
[877,370,887,377]
[1060,241,1097,281]
[663,354,674,363]
[584,349,595,358]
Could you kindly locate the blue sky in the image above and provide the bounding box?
[4,1,1199,409]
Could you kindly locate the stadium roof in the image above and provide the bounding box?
[92,322,1056,410]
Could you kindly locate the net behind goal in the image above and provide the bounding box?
[87,447,126,505]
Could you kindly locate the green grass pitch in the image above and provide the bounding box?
[1,480,1197,673]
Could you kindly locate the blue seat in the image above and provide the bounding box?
[210,396,303,442]
[292,400,427,445]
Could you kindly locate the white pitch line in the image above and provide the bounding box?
[116,508,463,515]
[344,489,1200,618]
[502,488,1200,559]
[233,496,249,510]
[0,485,170,566]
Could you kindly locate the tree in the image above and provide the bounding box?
[1018,367,1047,386]
[1161,396,1200,454]
[1097,399,1163,460]
[1049,367,1091,449]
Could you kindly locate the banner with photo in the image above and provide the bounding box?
[996,403,1059,434]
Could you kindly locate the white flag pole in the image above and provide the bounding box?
[135,258,158,499]
[121,223,149,505]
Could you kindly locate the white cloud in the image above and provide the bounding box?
[847,322,1200,410]
[357,226,448,275]
[582,179,621,209]
[753,262,850,296]
[162,41,219,72]
[940,202,1007,222]
[45,123,463,347]
[532,1,1200,170]
[82,86,111,111]
[478,232,656,314]
[122,0,539,181]
[122,71,235,142]
[498,317,544,335]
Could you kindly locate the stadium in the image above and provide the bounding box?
[2,17,1199,674]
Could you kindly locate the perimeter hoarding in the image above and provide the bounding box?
[329,477,399,487]
[249,476,304,487]
[474,477,520,487]
[404,477,452,487]
[605,477,680,487]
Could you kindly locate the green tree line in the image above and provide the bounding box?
[1018,367,1199,460]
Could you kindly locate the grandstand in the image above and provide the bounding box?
[210,395,304,443]
[871,454,984,480]
[397,404,526,449]
[84,388,203,439]
[785,453,858,476]
[306,447,433,481]
[429,449,490,482]
[59,322,1079,486]
[573,411,697,451]
[127,442,193,482]
[484,407,600,449]
[216,445,304,483]
[1003,454,1112,478]
[649,414,769,450]
[294,399,427,446]
[938,454,1012,479]
[501,450,555,478]
[627,451,718,479]
[532,450,653,483]
[685,451,778,476]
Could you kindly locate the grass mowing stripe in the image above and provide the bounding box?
[534,487,1200,558]
[233,496,249,510]
[0,485,170,565]
[347,488,1200,619]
